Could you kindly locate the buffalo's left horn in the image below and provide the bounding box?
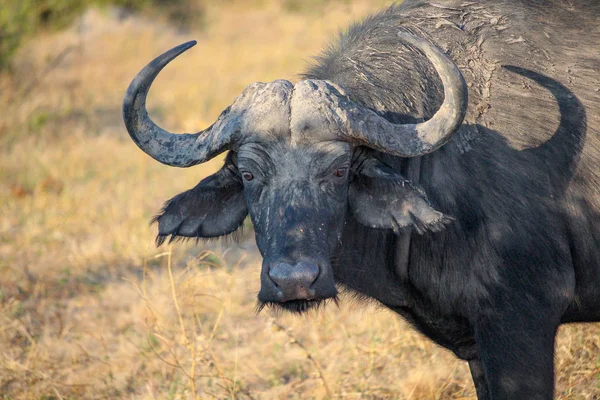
[123,41,239,167]
[342,32,468,157]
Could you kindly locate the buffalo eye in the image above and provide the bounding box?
[333,167,348,178]
[242,171,254,181]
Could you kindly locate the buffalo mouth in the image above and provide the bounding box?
[257,297,338,314]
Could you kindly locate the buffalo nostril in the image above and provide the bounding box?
[269,262,319,286]
[268,262,320,300]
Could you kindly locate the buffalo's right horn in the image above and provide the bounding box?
[123,41,240,167]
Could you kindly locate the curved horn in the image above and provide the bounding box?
[123,41,238,167]
[343,32,468,157]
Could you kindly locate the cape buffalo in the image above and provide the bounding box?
[122,1,600,398]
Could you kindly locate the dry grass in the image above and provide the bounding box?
[0,1,599,399]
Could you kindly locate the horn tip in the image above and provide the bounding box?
[168,41,197,57]
[177,40,197,53]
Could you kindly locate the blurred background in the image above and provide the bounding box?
[1,0,599,398]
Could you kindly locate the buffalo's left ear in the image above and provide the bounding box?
[349,158,452,234]
[153,161,247,245]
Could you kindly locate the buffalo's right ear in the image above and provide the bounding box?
[153,161,247,245]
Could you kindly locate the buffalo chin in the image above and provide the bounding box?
[257,297,338,314]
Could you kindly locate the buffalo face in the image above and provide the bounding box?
[239,141,350,311]
[123,33,465,313]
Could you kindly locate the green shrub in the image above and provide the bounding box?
[0,0,200,70]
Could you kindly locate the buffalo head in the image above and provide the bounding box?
[123,33,466,313]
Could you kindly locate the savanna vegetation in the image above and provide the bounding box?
[1,1,599,398]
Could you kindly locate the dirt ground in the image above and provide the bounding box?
[1,1,599,398]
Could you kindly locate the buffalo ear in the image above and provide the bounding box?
[153,163,247,245]
[349,159,452,234]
